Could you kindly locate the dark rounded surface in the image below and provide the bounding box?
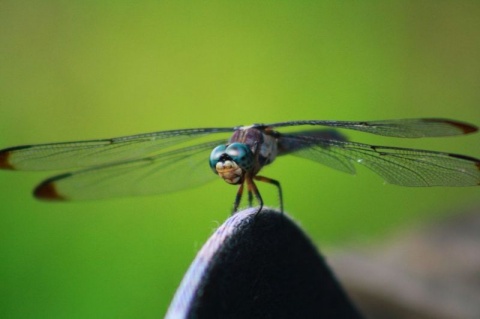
[166,208,363,319]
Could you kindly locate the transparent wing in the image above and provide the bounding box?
[266,118,477,138]
[0,127,233,171]
[280,135,480,187]
[277,129,355,174]
[34,140,225,200]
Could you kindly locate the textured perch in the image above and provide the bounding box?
[165,208,363,319]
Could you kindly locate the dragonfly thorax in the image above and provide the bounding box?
[209,143,254,185]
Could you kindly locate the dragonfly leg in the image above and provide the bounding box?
[246,177,263,215]
[254,175,283,213]
[232,182,244,215]
[247,189,253,207]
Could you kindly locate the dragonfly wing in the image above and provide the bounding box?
[283,136,480,187]
[278,130,355,174]
[0,127,233,171]
[267,118,478,138]
[346,144,480,186]
[34,140,225,200]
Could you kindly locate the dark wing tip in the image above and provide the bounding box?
[425,118,478,134]
[0,149,14,169]
[0,145,33,170]
[34,174,69,201]
[0,147,22,170]
[477,160,480,185]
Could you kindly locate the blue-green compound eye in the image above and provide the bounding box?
[209,144,227,172]
[225,143,254,170]
[209,143,254,173]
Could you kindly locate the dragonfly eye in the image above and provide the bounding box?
[225,143,254,170]
[209,143,254,185]
[209,145,227,173]
[209,143,254,173]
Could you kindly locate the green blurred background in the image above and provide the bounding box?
[1,1,479,318]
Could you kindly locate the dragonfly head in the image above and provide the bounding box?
[209,143,254,184]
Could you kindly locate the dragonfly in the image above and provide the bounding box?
[0,118,479,214]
